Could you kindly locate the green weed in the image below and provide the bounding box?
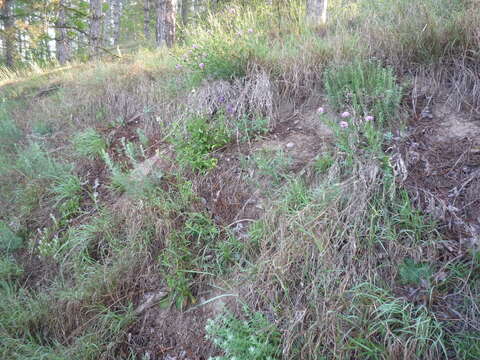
[0,222,23,252]
[0,102,22,151]
[250,148,292,186]
[206,308,281,360]
[451,332,480,360]
[170,115,230,172]
[399,258,433,286]
[314,152,335,173]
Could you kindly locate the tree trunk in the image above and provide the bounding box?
[56,0,70,64]
[181,0,190,25]
[155,0,165,47]
[112,0,122,46]
[89,0,103,57]
[306,0,327,26]
[144,0,151,40]
[156,0,175,48]
[164,0,175,47]
[1,0,17,67]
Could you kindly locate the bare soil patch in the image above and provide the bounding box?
[395,104,480,249]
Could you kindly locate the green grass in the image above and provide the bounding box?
[324,60,403,125]
[73,129,108,160]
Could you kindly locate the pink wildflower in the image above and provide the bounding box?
[199,63,205,69]
[341,111,351,118]
[317,107,325,114]
[247,28,254,33]
[364,115,374,122]
[339,121,349,128]
[175,64,182,70]
[192,44,198,49]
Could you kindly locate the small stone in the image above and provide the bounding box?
[286,142,295,148]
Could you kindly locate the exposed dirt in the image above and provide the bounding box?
[394,102,480,251]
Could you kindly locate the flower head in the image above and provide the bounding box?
[175,64,182,70]
[317,106,325,114]
[339,121,349,128]
[341,111,351,118]
[247,28,254,33]
[237,31,243,36]
[192,44,198,49]
[364,115,374,122]
[199,63,205,69]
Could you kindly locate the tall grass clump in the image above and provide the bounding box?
[324,60,402,125]
[73,128,107,160]
[179,1,304,83]
[332,0,476,67]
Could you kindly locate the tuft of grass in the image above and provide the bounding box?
[51,174,83,219]
[324,60,402,125]
[73,129,108,160]
[345,283,446,358]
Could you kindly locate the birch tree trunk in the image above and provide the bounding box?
[1,0,17,67]
[306,0,327,26]
[55,0,70,64]
[89,0,103,57]
[112,0,122,46]
[144,0,151,40]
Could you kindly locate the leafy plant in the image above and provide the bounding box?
[170,115,230,172]
[399,258,433,285]
[206,308,281,360]
[0,222,23,252]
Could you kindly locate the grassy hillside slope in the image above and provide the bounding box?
[1,1,479,359]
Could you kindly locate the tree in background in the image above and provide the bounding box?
[89,0,103,57]
[55,0,71,64]
[143,0,151,40]
[1,0,18,67]
[306,0,327,25]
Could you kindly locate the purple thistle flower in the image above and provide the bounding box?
[341,111,351,118]
[364,115,374,122]
[199,63,205,69]
[339,121,349,128]
[226,104,235,114]
[247,28,254,33]
[175,64,182,70]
